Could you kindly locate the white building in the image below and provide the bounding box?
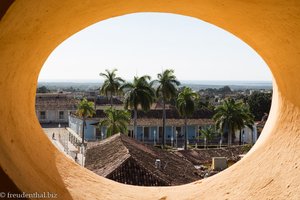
[234,124,258,144]
[35,93,79,124]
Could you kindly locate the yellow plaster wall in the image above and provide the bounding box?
[0,0,299,199]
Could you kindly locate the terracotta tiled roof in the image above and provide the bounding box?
[150,102,173,110]
[129,118,214,126]
[85,134,201,186]
[35,93,79,110]
[85,117,214,127]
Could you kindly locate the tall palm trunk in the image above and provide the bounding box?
[228,127,232,147]
[110,92,113,107]
[184,116,188,150]
[82,117,86,145]
[162,100,166,148]
[239,129,242,145]
[133,109,137,139]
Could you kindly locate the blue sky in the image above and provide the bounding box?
[39,12,272,82]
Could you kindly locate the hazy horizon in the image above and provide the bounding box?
[37,79,272,91]
[38,79,272,84]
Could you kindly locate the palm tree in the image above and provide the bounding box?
[199,126,217,147]
[76,98,95,145]
[213,98,254,146]
[99,69,125,107]
[121,75,155,139]
[154,69,180,148]
[176,87,198,150]
[99,107,131,137]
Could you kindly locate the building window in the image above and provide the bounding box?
[96,127,101,140]
[59,111,64,119]
[144,127,149,139]
[40,111,46,120]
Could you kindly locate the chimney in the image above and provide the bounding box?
[155,159,161,169]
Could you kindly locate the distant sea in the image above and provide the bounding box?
[38,80,273,91]
[180,80,272,90]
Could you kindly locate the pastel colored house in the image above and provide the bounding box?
[69,114,214,146]
[36,93,79,124]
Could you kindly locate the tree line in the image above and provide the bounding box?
[75,68,270,149]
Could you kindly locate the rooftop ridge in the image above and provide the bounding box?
[85,133,201,186]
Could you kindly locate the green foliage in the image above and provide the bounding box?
[176,87,198,150]
[76,98,95,118]
[36,86,49,93]
[153,69,180,147]
[122,75,155,111]
[195,97,215,112]
[199,86,232,96]
[99,107,131,137]
[76,98,95,144]
[241,144,253,153]
[199,126,218,144]
[247,91,272,121]
[176,87,198,118]
[213,98,254,146]
[121,75,155,137]
[218,86,232,94]
[154,69,180,102]
[99,69,125,106]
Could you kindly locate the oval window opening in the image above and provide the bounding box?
[36,12,273,186]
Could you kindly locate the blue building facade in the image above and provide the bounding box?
[69,115,214,146]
